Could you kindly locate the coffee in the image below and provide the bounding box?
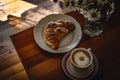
[72,50,90,67]
[70,48,93,68]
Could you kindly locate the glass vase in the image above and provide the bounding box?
[83,18,105,38]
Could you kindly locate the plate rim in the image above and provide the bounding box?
[34,14,82,54]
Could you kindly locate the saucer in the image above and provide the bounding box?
[62,52,99,80]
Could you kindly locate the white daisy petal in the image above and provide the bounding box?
[86,9,101,22]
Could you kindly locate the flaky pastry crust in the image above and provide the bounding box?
[43,20,75,49]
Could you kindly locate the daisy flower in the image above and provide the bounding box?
[86,9,101,22]
[63,0,80,11]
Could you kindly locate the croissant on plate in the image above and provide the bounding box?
[43,20,75,49]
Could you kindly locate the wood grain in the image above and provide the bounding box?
[0,49,29,80]
[11,10,120,80]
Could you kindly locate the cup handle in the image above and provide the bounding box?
[88,48,91,51]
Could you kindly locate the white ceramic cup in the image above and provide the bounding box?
[70,48,93,69]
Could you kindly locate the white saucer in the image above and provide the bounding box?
[62,52,99,80]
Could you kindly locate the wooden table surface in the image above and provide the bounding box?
[11,8,120,80]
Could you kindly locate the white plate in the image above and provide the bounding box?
[34,14,82,53]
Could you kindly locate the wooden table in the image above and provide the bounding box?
[11,9,120,80]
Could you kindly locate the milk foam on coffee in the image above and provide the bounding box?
[74,51,90,67]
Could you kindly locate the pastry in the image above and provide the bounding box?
[43,20,75,49]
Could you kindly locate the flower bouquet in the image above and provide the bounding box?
[53,0,114,37]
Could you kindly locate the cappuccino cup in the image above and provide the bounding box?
[70,48,93,69]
